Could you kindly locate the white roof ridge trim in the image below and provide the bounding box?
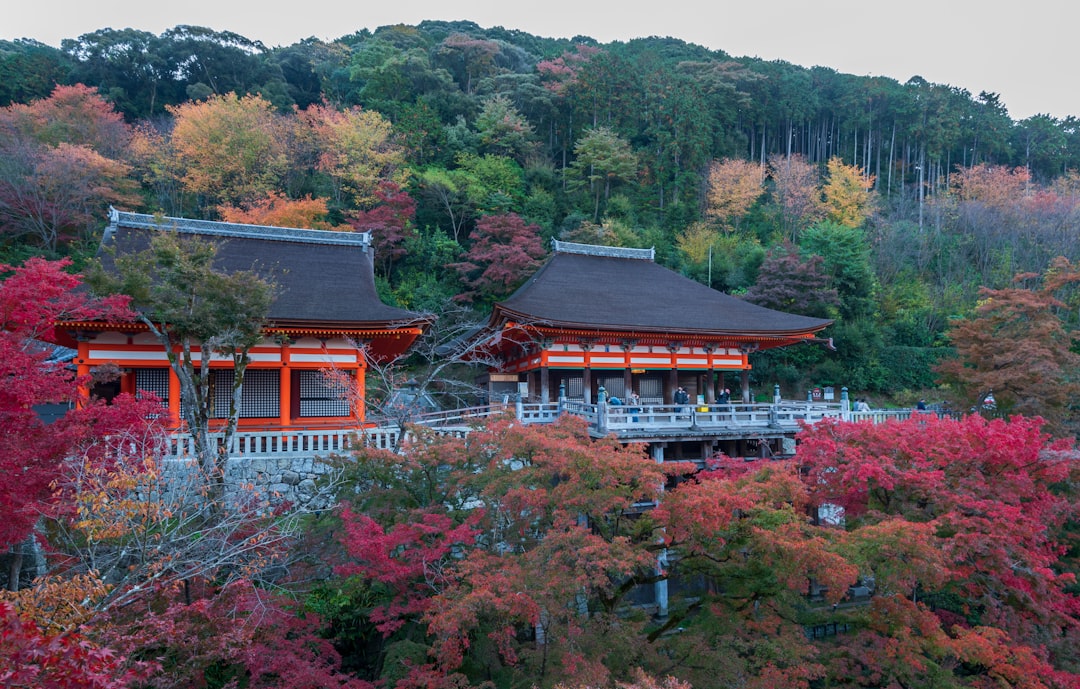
[107,207,370,248]
[551,239,654,261]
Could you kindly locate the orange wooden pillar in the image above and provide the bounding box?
[353,360,366,424]
[704,344,716,404]
[168,367,181,424]
[75,340,91,402]
[278,342,291,428]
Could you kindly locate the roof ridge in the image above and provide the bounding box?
[551,239,654,261]
[107,207,370,249]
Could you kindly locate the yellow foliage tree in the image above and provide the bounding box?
[300,104,408,209]
[168,93,290,208]
[822,157,876,228]
[704,158,764,231]
[218,191,346,230]
[677,221,719,266]
[0,572,109,633]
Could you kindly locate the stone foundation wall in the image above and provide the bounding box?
[159,451,346,514]
[223,454,342,511]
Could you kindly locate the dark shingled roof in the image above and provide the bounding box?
[100,209,427,329]
[493,241,832,338]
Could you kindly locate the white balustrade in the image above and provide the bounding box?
[163,402,917,460]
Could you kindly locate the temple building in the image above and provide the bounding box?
[58,209,428,430]
[465,240,834,408]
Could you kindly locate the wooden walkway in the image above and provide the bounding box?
[165,401,928,460]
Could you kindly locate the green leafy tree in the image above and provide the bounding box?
[433,33,503,95]
[475,94,537,162]
[455,152,526,216]
[0,39,73,108]
[569,126,638,221]
[158,26,285,105]
[415,166,473,242]
[87,231,276,500]
[1016,113,1068,180]
[62,28,171,119]
[801,220,877,321]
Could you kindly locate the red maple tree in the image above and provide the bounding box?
[0,257,147,551]
[799,414,1080,687]
[449,212,546,303]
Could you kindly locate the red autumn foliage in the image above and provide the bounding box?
[449,212,546,302]
[318,411,1080,688]
[798,414,1080,686]
[348,181,418,278]
[0,257,153,549]
[101,580,371,689]
[0,600,147,689]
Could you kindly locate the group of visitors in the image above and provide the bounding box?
[597,386,737,411]
[597,386,642,422]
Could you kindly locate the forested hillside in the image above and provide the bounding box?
[3,19,1080,419]
[4,21,1080,689]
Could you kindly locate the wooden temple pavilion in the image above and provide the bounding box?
[58,209,428,430]
[464,240,834,454]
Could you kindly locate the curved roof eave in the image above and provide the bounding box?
[490,304,832,340]
[489,251,834,337]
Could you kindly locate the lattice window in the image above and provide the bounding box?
[135,368,169,402]
[212,369,280,419]
[598,375,625,399]
[565,376,583,399]
[298,370,351,418]
[637,375,663,404]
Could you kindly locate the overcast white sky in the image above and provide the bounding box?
[4,0,1074,121]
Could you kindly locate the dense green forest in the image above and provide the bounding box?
[3,19,1080,421]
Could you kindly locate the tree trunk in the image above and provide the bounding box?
[6,540,24,592]
[223,351,250,478]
